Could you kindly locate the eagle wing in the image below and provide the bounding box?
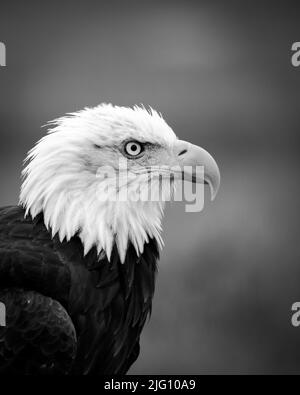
[0,206,76,374]
[0,288,77,374]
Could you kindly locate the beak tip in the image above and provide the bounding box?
[206,168,220,202]
[209,186,217,202]
[210,189,218,202]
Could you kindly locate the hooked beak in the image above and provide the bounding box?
[174,140,220,201]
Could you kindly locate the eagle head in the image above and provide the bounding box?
[20,104,220,262]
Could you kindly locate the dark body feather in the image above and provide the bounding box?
[0,206,158,374]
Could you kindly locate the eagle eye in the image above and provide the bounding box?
[124,141,144,158]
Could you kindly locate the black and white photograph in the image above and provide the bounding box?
[0,0,300,380]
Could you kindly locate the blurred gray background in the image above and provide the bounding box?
[1,0,300,374]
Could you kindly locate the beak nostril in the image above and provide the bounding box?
[178,149,187,156]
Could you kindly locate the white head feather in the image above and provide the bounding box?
[20,104,178,262]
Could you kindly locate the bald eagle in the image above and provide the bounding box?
[0,104,220,374]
